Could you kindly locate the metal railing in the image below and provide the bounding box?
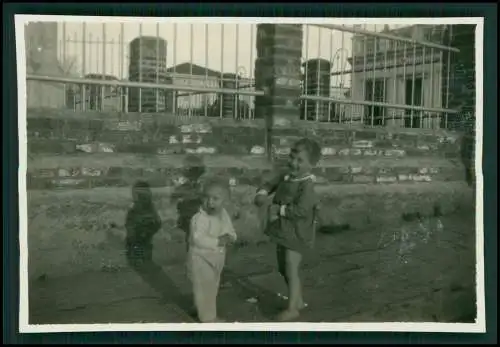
[26,21,262,119]
[24,21,469,129]
[300,23,463,129]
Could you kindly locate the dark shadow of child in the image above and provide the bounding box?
[170,155,206,252]
[125,180,194,320]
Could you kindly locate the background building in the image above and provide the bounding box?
[348,24,448,128]
[166,62,254,118]
[66,74,124,112]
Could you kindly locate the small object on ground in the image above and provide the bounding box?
[277,292,288,300]
[246,297,258,304]
[276,293,308,308]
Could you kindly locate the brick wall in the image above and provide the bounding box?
[27,109,467,189]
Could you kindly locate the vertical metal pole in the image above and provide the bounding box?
[438,50,443,129]
[402,43,407,126]
[249,24,255,119]
[94,33,99,109]
[139,23,143,113]
[392,40,397,123]
[420,46,426,128]
[120,23,127,113]
[328,29,333,122]
[156,22,160,113]
[204,24,209,118]
[89,32,94,108]
[430,47,435,127]
[110,38,115,77]
[101,23,106,111]
[62,23,67,108]
[351,46,355,124]
[316,27,321,122]
[82,23,87,111]
[189,23,194,117]
[219,24,224,119]
[173,23,177,116]
[371,37,377,127]
[340,33,346,91]
[361,33,367,125]
[72,31,78,110]
[444,25,452,129]
[382,37,388,125]
[340,32,346,124]
[235,24,240,120]
[304,25,309,120]
[410,44,417,128]
[111,38,116,110]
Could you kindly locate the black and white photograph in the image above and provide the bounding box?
[15,15,484,333]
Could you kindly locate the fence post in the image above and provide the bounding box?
[255,24,303,161]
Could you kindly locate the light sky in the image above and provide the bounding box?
[53,21,411,88]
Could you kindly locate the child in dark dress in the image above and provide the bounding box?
[254,138,321,321]
[125,181,162,268]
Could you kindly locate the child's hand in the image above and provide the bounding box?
[218,234,232,247]
[254,194,268,207]
[268,204,281,222]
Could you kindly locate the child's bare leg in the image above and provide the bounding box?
[286,249,303,311]
[276,248,302,321]
[277,245,305,310]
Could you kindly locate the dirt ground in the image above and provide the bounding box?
[28,212,477,325]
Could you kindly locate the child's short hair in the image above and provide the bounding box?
[292,138,321,166]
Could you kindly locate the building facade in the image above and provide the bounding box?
[349,25,448,128]
[166,63,254,118]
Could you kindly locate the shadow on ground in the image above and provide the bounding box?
[29,211,476,324]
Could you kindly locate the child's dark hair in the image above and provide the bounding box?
[132,180,153,204]
[292,138,322,165]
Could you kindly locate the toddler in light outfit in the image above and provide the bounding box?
[187,180,237,323]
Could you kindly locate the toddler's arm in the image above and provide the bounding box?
[189,213,219,250]
[254,171,284,206]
